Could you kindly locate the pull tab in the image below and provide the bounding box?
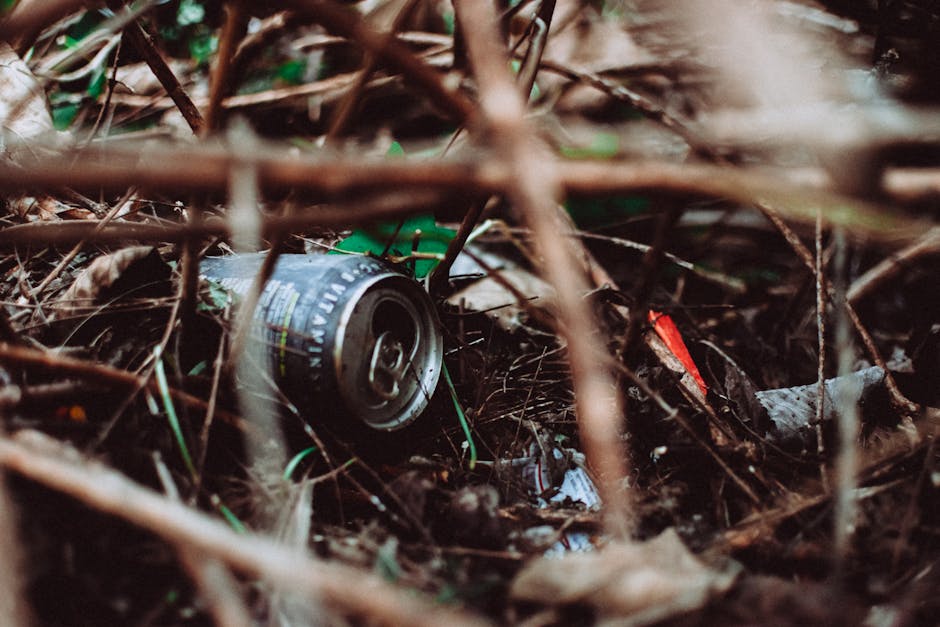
[367,331,407,401]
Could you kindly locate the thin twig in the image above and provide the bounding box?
[29,187,137,299]
[326,0,423,143]
[110,1,204,135]
[203,0,248,133]
[815,208,829,489]
[0,475,31,627]
[1,149,930,242]
[617,202,683,361]
[283,0,476,123]
[832,227,860,578]
[848,227,940,304]
[0,342,245,431]
[428,197,489,294]
[152,453,253,627]
[758,201,919,417]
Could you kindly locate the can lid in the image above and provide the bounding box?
[333,271,442,430]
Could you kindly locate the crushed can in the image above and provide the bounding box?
[200,253,443,430]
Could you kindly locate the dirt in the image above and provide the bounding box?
[1,1,939,625]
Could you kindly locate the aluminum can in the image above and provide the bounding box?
[200,253,443,430]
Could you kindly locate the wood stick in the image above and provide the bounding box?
[0,430,491,627]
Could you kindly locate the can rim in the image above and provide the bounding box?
[331,266,443,430]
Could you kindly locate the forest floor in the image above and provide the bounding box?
[0,1,939,625]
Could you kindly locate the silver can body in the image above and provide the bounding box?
[200,254,443,430]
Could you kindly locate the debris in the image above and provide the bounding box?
[519,442,601,556]
[54,246,160,317]
[0,42,67,159]
[755,366,892,444]
[200,254,443,430]
[447,259,554,332]
[510,528,739,626]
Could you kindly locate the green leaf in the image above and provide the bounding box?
[87,64,107,99]
[176,0,205,26]
[565,195,650,229]
[64,12,102,47]
[374,539,401,582]
[444,364,476,469]
[276,59,307,85]
[386,140,405,157]
[442,9,455,35]
[559,132,620,160]
[188,30,218,65]
[333,215,455,279]
[52,102,80,131]
[154,350,197,481]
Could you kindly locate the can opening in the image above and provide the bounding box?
[372,299,417,355]
[367,299,419,403]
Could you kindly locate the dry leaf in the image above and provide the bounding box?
[510,528,739,626]
[447,267,554,332]
[755,366,891,444]
[0,42,67,160]
[55,247,158,317]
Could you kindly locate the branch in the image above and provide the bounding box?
[0,430,491,627]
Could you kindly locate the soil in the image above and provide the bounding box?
[0,1,939,625]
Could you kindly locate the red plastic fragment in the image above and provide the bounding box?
[648,310,708,397]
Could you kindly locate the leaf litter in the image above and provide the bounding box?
[0,1,938,626]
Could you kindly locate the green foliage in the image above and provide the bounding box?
[565,195,650,229]
[559,131,620,159]
[444,364,477,470]
[87,65,107,99]
[0,0,16,13]
[335,141,455,277]
[63,11,103,47]
[153,349,197,481]
[158,0,217,65]
[333,215,455,279]
[276,59,307,85]
[50,93,81,130]
[188,31,218,64]
[176,0,205,26]
[374,539,402,583]
[282,446,318,480]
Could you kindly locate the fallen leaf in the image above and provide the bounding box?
[755,366,890,444]
[0,42,67,160]
[511,528,739,626]
[447,266,554,332]
[55,247,160,317]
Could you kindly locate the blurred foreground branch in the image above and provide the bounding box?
[0,429,491,627]
[0,145,933,245]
